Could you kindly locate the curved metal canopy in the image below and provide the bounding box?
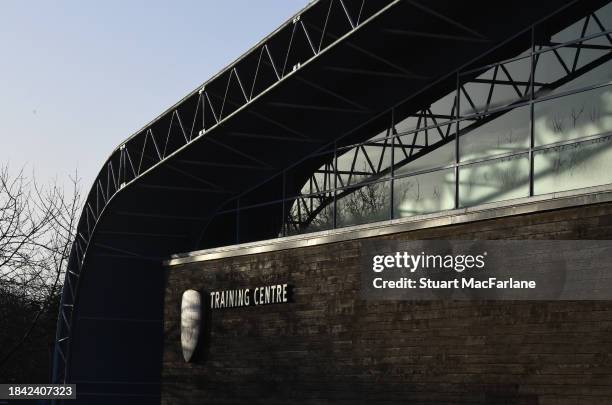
[53,0,607,403]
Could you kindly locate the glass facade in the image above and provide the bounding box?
[207,3,612,246]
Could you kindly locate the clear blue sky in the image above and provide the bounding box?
[0,0,307,189]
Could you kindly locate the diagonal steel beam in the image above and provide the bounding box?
[294,75,371,112]
[404,0,489,40]
[383,29,492,43]
[206,137,275,169]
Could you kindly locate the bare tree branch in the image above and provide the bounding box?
[0,164,82,370]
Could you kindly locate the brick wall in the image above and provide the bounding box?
[162,202,612,405]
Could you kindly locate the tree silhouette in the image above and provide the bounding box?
[0,165,81,382]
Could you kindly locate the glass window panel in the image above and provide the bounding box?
[393,137,455,176]
[336,149,357,186]
[304,169,332,194]
[534,135,612,195]
[595,2,612,31]
[364,143,392,177]
[535,1,612,97]
[534,84,612,146]
[573,37,612,69]
[395,111,445,135]
[534,47,573,90]
[285,150,335,197]
[460,82,489,116]
[459,154,530,207]
[394,115,421,135]
[550,19,584,44]
[460,106,530,162]
[285,192,334,235]
[336,180,390,227]
[458,117,477,132]
[395,92,457,134]
[393,169,455,218]
[428,92,457,123]
[308,161,335,193]
[490,56,532,106]
[535,48,612,98]
[549,4,612,44]
[336,141,393,187]
[335,147,356,187]
[460,56,531,115]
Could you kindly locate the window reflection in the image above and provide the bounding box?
[393,170,455,217]
[336,181,390,227]
[279,7,612,238]
[534,49,612,99]
[394,135,455,175]
[535,85,612,146]
[460,106,530,162]
[549,3,611,44]
[460,56,532,116]
[459,154,530,207]
[286,192,334,235]
[534,135,612,195]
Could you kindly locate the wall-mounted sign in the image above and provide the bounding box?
[210,283,291,309]
[180,289,202,362]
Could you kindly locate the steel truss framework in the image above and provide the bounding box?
[52,0,611,402]
[52,0,400,386]
[220,8,612,233]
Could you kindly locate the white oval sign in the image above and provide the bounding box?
[180,289,202,362]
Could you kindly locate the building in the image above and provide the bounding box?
[53,0,612,403]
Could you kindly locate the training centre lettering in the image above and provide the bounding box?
[210,283,289,309]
